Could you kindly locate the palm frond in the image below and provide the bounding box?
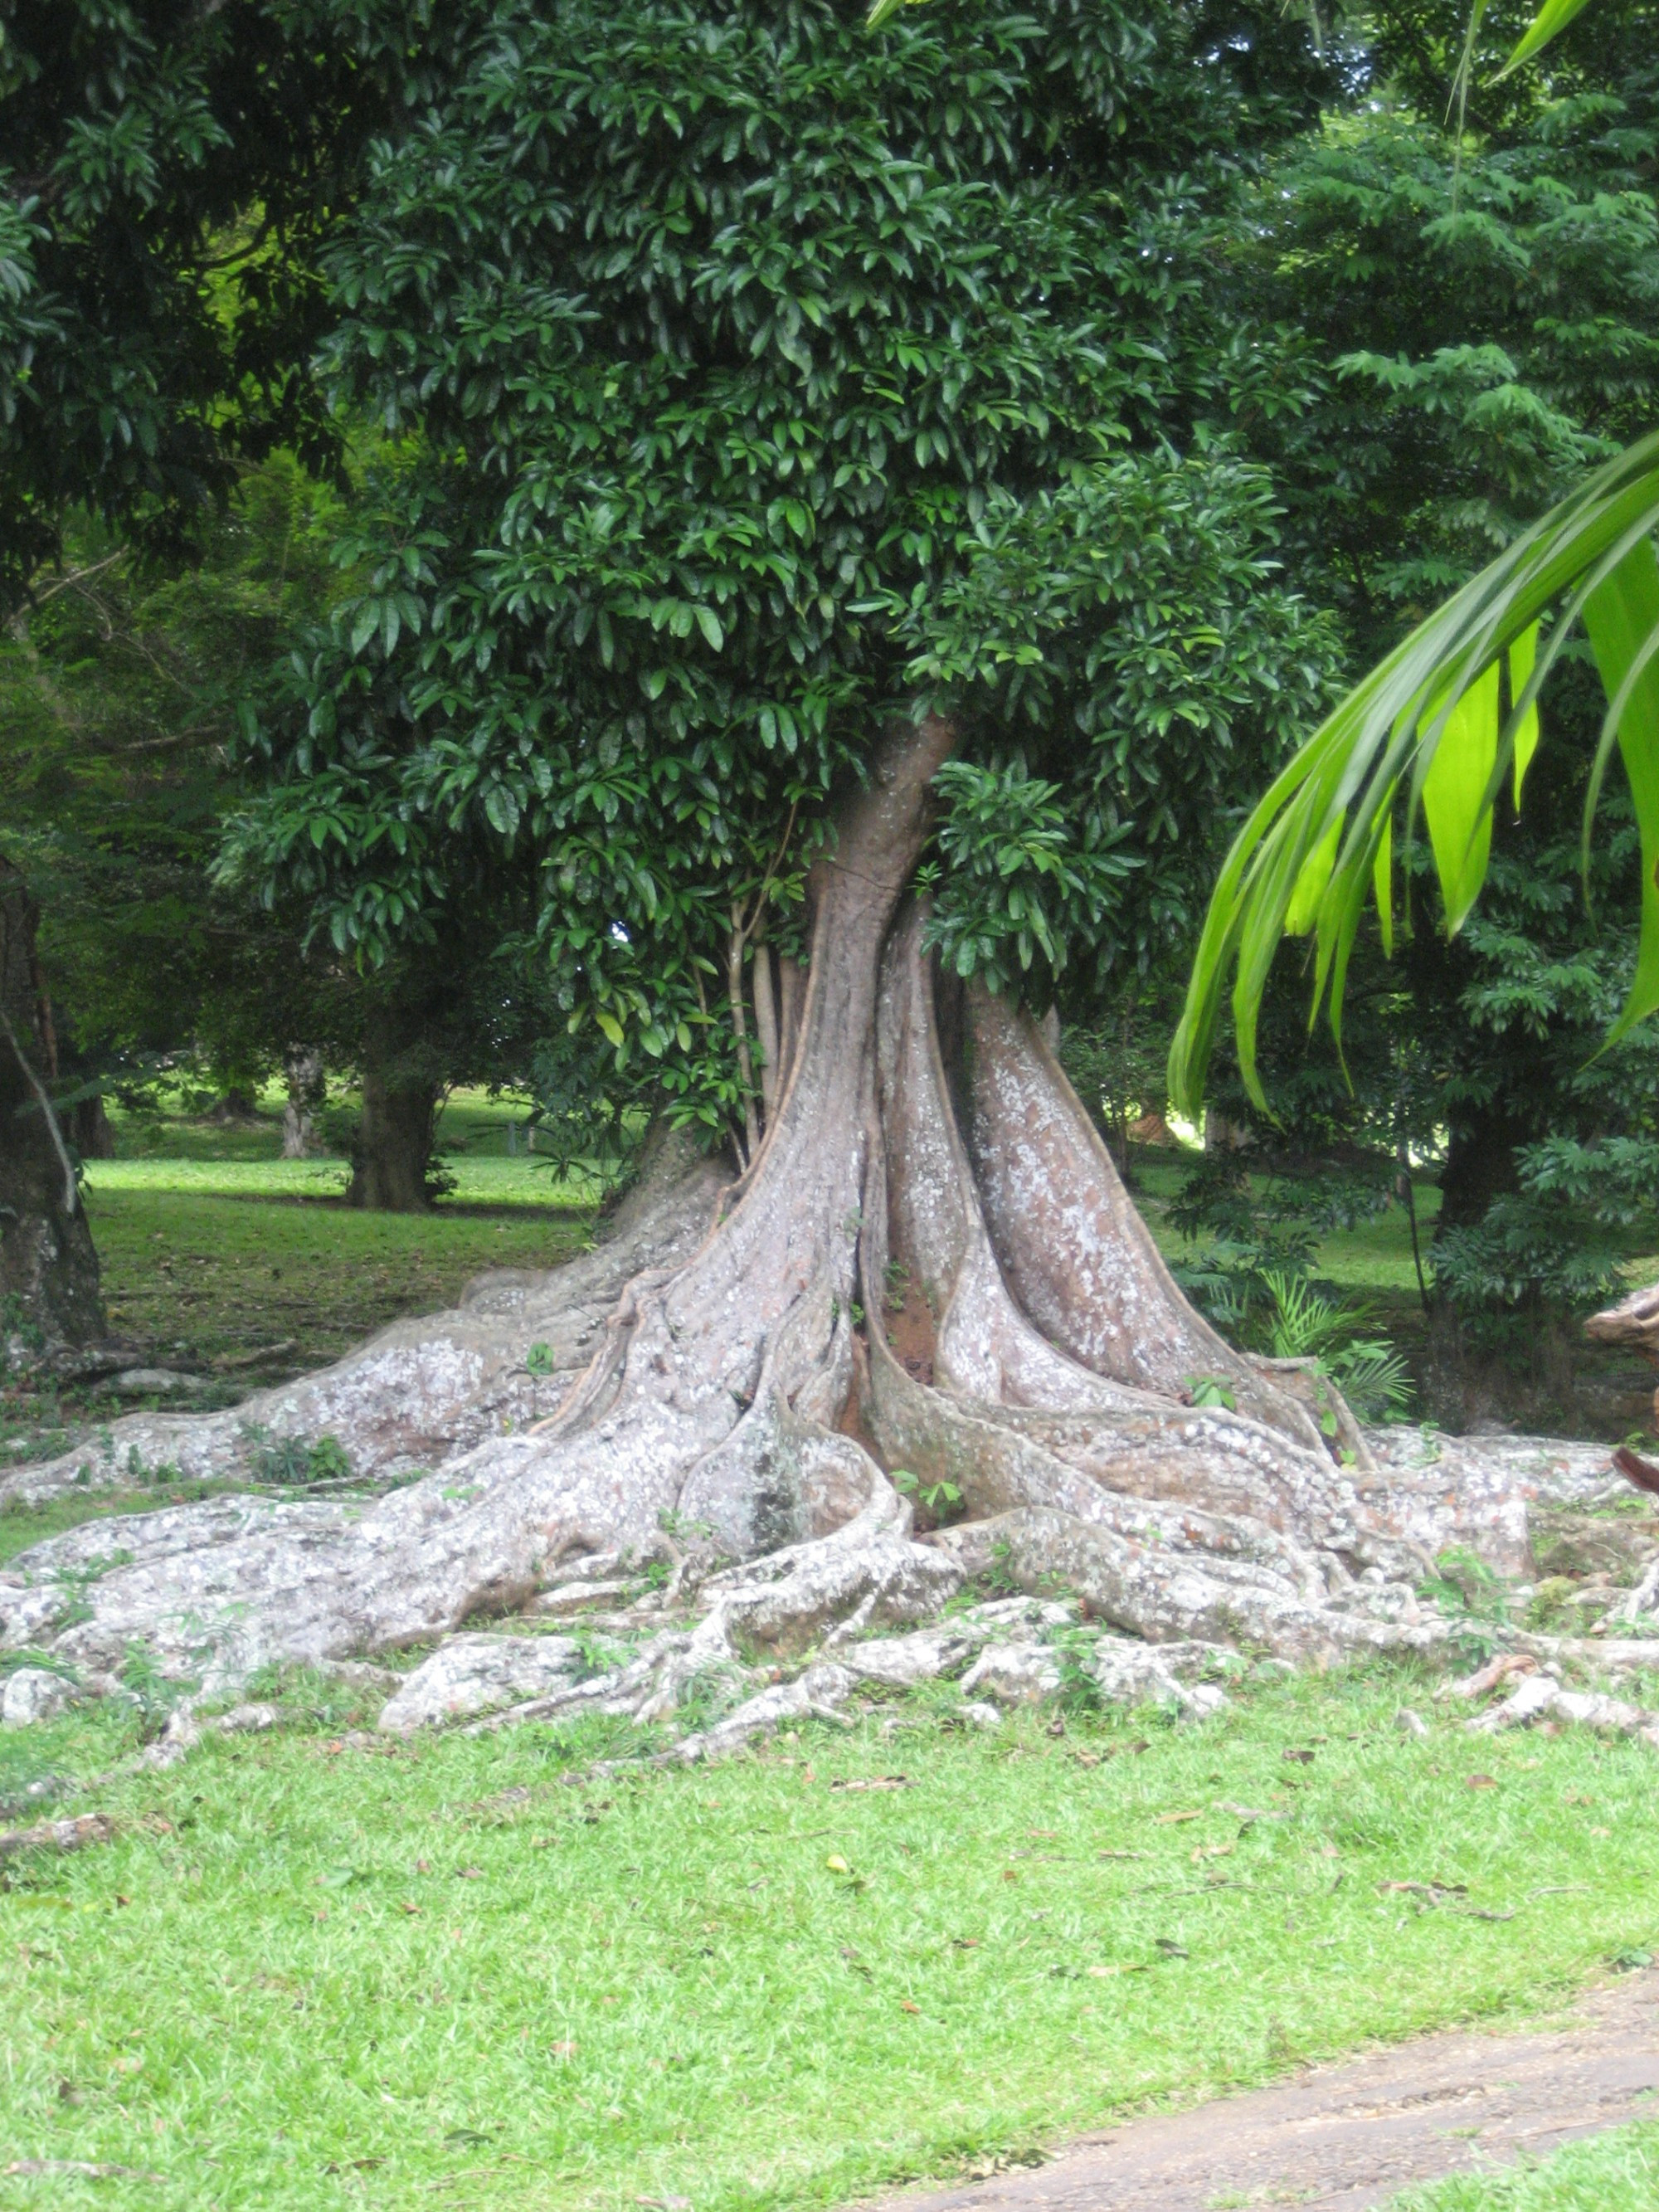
[1170,431,1659,1118]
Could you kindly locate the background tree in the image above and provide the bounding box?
[0,0,411,1328]
[1168,0,1659,1408]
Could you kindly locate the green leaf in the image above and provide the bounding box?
[1420,661,1499,936]
[1494,0,1595,79]
[595,1009,625,1049]
[1284,817,1340,938]
[1583,540,1659,1046]
[694,606,724,651]
[1372,812,1394,961]
[1509,625,1541,806]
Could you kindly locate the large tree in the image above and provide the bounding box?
[1,0,1511,1696]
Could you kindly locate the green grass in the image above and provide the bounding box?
[84,1185,592,1367]
[96,1083,594,1206]
[1390,2123,1659,2209]
[0,1186,595,1467]
[3,1668,1659,2212]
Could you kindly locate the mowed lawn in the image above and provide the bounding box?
[84,1185,591,1371]
[5,1670,1659,2212]
[7,1097,1659,2212]
[83,1086,594,1368]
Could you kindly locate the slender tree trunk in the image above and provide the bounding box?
[752,941,780,1123]
[282,1049,324,1160]
[0,860,105,1348]
[71,1093,114,1161]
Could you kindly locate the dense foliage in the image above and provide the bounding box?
[221,0,1339,1138]
[0,0,410,602]
[0,459,343,1105]
[1155,7,1659,1386]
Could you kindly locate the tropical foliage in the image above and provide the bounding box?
[219,0,1335,1143]
[1170,0,1659,1123]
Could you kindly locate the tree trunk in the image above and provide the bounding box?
[1436,1102,1526,1237]
[281,1049,324,1160]
[0,860,105,1349]
[0,722,1529,1712]
[71,1092,114,1162]
[346,1062,439,1211]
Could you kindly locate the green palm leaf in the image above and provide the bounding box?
[1170,431,1659,1118]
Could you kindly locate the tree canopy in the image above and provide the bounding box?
[221,0,1337,1143]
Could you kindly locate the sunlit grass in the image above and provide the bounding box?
[1391,2122,1659,2209]
[2,1668,1658,2212]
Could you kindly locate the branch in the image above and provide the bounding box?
[0,1001,80,1216]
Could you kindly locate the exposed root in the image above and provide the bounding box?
[0,724,1588,1733]
[0,1149,731,1509]
[0,1812,116,1860]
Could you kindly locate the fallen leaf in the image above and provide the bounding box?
[1190,1842,1234,1863]
[1215,1802,1287,1823]
[1154,1937,1189,1957]
[1155,1810,1203,1825]
[831,1776,911,1793]
[950,1937,980,1950]
[825,1854,849,1874]
[1282,1748,1316,1765]
[456,1866,485,1880]
[898,2000,920,2014]
[548,2041,577,2058]
[1097,1849,1149,1861]
[1001,1869,1019,1882]
[1466,1775,1498,1791]
[399,1902,421,1916]
[1087,1962,1149,1977]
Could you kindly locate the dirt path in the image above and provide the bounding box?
[875,1972,1659,2212]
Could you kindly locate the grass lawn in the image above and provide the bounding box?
[5,1666,1659,2212]
[5,1109,1659,2211]
[85,1186,591,1369]
[1395,2125,1659,2210]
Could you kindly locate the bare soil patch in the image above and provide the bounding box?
[873,1971,1659,2211]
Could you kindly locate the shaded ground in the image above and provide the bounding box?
[870,1972,1659,2212]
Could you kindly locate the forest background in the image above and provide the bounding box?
[5,0,1659,1438]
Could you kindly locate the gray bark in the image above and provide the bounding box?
[0,860,104,1350]
[0,723,1541,1717]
